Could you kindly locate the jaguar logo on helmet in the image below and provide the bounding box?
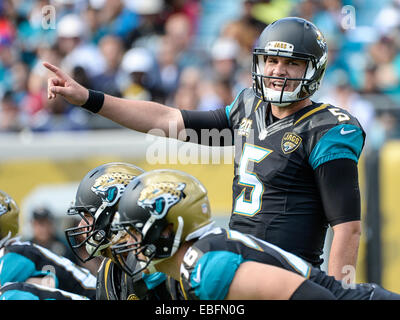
[315,29,327,50]
[0,196,11,216]
[138,182,186,219]
[91,172,135,207]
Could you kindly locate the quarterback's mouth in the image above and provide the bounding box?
[272,81,286,90]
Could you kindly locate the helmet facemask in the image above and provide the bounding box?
[64,162,144,263]
[65,203,117,262]
[252,50,326,106]
[111,213,185,278]
[251,17,328,107]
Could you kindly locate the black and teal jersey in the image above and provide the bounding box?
[0,239,96,299]
[96,258,178,300]
[0,282,90,300]
[179,227,397,300]
[224,88,365,266]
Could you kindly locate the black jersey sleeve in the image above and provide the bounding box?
[180,108,233,146]
[314,158,361,226]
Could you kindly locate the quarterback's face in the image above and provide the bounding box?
[263,56,307,92]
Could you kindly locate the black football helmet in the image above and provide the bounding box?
[65,162,144,262]
[252,17,328,106]
[0,190,19,248]
[111,169,213,277]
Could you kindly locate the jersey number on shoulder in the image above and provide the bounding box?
[328,108,350,122]
[233,143,273,216]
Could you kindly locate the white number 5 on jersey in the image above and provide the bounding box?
[233,143,272,216]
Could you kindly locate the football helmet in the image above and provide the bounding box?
[111,169,213,277]
[252,17,328,106]
[0,190,19,247]
[65,162,144,262]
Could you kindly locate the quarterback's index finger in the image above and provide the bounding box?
[43,61,67,79]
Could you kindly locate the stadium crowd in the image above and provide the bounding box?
[1,0,400,150]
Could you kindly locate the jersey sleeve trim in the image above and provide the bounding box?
[309,124,364,170]
[190,251,244,300]
[225,88,245,126]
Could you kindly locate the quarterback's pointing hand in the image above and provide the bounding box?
[43,61,89,106]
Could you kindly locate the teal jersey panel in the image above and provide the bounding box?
[225,88,245,126]
[309,124,364,170]
[0,290,40,300]
[0,253,38,284]
[142,272,167,290]
[190,251,244,300]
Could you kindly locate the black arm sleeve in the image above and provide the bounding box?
[314,158,361,226]
[180,108,233,146]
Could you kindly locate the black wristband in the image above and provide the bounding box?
[80,89,105,113]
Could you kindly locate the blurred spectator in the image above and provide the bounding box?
[57,13,106,78]
[3,0,400,138]
[209,37,240,83]
[320,69,376,135]
[370,36,400,101]
[95,0,140,46]
[369,111,400,150]
[156,35,181,101]
[163,0,200,34]
[0,91,22,132]
[126,0,165,50]
[164,12,202,69]
[27,207,78,264]
[89,35,124,97]
[120,47,155,101]
[172,66,201,110]
[373,0,400,36]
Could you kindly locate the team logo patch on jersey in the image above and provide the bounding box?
[138,182,186,219]
[238,118,253,137]
[281,132,302,154]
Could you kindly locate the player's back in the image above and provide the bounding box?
[0,282,90,300]
[179,227,379,300]
[0,239,96,299]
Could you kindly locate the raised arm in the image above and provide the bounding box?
[43,62,185,138]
